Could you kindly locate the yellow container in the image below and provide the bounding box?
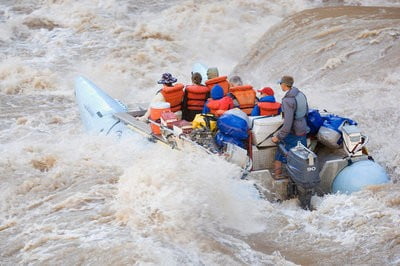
[192,113,218,132]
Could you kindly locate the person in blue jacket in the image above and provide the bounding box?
[272,76,308,178]
[251,87,281,116]
[202,84,234,116]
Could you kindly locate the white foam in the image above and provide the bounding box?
[1,0,399,264]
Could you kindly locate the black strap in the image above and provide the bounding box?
[256,124,283,147]
[201,114,217,129]
[181,89,188,119]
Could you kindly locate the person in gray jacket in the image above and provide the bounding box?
[271,75,308,179]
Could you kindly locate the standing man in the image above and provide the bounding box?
[271,76,308,179]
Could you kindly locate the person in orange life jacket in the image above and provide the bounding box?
[205,67,230,95]
[229,75,243,87]
[271,76,308,179]
[228,76,258,115]
[227,75,243,108]
[250,87,281,116]
[207,67,219,80]
[202,84,234,117]
[182,72,210,121]
[138,73,184,122]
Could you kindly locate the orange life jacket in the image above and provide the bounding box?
[229,85,256,115]
[206,96,234,117]
[185,85,210,111]
[258,102,281,116]
[205,76,230,95]
[160,83,184,112]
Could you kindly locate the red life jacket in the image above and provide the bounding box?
[229,85,256,115]
[258,102,281,116]
[205,76,230,95]
[206,96,234,117]
[185,85,210,111]
[160,83,184,112]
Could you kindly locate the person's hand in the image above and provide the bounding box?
[138,116,148,122]
[271,136,279,143]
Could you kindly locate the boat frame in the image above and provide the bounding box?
[112,110,371,202]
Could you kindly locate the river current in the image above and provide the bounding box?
[1,0,399,265]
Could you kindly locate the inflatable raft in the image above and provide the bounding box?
[75,75,390,203]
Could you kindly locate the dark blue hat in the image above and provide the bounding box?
[211,84,224,100]
[158,73,177,84]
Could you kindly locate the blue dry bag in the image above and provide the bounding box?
[215,132,246,148]
[306,109,324,135]
[317,114,357,148]
[217,114,248,140]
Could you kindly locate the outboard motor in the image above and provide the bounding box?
[280,142,320,210]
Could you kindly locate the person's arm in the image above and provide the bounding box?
[139,92,165,120]
[276,99,295,141]
[141,109,151,121]
[250,105,260,116]
[202,100,210,113]
[228,97,234,109]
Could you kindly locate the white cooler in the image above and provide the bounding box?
[250,116,283,147]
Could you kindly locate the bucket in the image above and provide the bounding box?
[150,102,171,134]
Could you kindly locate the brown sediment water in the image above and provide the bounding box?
[0,1,399,265]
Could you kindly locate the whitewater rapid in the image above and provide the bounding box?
[1,0,399,265]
